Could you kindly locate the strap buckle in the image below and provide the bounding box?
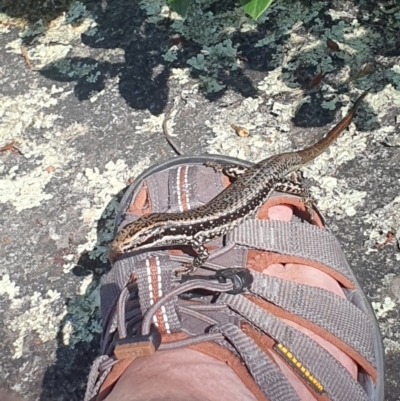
[215,268,254,294]
[179,268,253,299]
[113,324,161,360]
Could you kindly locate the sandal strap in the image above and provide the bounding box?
[211,323,302,401]
[249,271,376,374]
[228,219,355,288]
[100,254,182,350]
[218,293,370,401]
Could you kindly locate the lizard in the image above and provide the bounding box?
[111,92,368,272]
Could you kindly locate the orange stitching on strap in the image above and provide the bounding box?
[149,257,165,333]
[179,166,189,211]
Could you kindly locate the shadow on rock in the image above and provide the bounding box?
[39,193,123,401]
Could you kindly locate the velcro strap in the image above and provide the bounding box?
[227,219,356,288]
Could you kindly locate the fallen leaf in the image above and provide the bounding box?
[0,140,16,152]
[231,124,250,137]
[372,18,386,26]
[309,72,323,88]
[21,46,34,70]
[0,20,18,27]
[356,63,376,78]
[327,38,340,52]
[375,231,396,249]
[171,35,193,47]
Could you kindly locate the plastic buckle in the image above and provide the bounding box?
[215,267,254,295]
[180,267,253,298]
[113,324,161,360]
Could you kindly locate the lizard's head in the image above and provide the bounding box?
[110,214,168,254]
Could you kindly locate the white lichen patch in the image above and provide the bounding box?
[0,12,13,33]
[0,171,53,212]
[170,67,191,84]
[364,196,400,255]
[310,179,367,217]
[302,120,365,172]
[6,259,101,352]
[0,85,81,212]
[135,112,165,134]
[373,126,400,147]
[383,339,400,356]
[358,86,400,153]
[372,297,397,319]
[205,96,293,160]
[0,85,61,140]
[0,274,20,306]
[7,289,66,359]
[73,158,150,261]
[366,85,400,113]
[258,67,300,96]
[29,44,73,70]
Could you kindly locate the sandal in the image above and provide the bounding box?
[85,155,384,401]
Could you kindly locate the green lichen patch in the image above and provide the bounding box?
[62,278,101,347]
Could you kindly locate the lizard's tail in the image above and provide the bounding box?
[297,91,368,164]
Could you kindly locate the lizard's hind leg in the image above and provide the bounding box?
[274,179,317,217]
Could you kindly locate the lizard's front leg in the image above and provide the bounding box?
[205,161,247,178]
[190,239,210,273]
[289,170,305,185]
[274,179,316,216]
